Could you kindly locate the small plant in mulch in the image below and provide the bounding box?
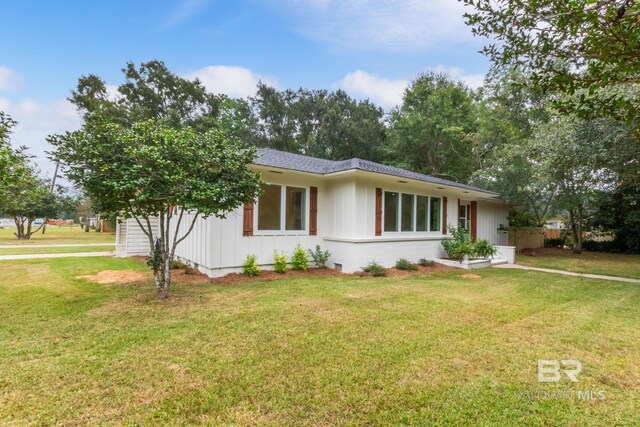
[418,258,435,267]
[242,254,260,276]
[308,244,331,268]
[291,245,309,271]
[362,261,387,277]
[171,259,198,275]
[395,258,418,271]
[273,251,288,274]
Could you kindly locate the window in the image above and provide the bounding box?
[416,196,428,231]
[459,204,469,229]
[430,197,441,231]
[384,192,399,232]
[257,184,281,230]
[257,184,307,232]
[285,186,306,230]
[383,191,442,234]
[401,194,414,232]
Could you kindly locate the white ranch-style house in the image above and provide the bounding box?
[116,148,514,276]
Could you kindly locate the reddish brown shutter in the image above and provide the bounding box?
[375,188,383,236]
[470,201,478,242]
[309,186,318,236]
[442,197,448,235]
[243,203,254,236]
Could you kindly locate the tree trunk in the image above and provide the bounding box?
[573,206,583,254]
[154,253,172,299]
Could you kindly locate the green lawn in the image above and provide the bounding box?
[0,226,116,246]
[0,245,115,255]
[1,257,639,425]
[517,248,640,279]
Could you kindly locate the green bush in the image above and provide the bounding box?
[418,258,435,267]
[291,245,309,271]
[273,251,288,274]
[544,238,565,248]
[242,254,260,276]
[442,226,498,260]
[441,226,472,260]
[474,239,498,258]
[362,261,387,277]
[395,258,418,271]
[308,244,331,268]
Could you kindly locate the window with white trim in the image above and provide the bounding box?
[383,191,442,233]
[257,184,307,232]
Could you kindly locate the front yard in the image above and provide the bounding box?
[517,247,640,279]
[0,226,116,246]
[1,256,640,425]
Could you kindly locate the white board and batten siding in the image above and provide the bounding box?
[118,167,512,275]
[115,217,158,257]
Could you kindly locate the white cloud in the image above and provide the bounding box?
[269,0,476,52]
[336,70,407,109]
[336,66,485,109]
[432,65,485,89]
[0,66,25,92]
[186,65,279,99]
[163,0,211,28]
[0,97,81,178]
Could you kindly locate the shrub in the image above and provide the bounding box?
[441,226,472,260]
[291,245,309,271]
[395,258,418,271]
[544,238,564,248]
[170,259,198,275]
[273,251,288,274]
[242,254,260,276]
[308,244,331,268]
[583,239,624,253]
[474,239,498,258]
[418,258,435,267]
[362,261,387,277]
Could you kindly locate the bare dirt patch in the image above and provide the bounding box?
[80,270,150,284]
[354,263,454,278]
[459,273,482,279]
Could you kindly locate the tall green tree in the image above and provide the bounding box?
[70,60,222,131]
[388,72,478,182]
[49,118,262,299]
[250,84,387,161]
[463,0,640,128]
[0,112,56,239]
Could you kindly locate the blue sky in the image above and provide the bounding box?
[0,0,490,175]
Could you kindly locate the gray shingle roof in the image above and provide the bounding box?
[254,148,499,196]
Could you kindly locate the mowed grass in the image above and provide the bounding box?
[0,245,115,255]
[1,257,640,425]
[517,248,640,279]
[0,226,116,246]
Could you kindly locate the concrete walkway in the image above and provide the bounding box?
[0,251,115,261]
[495,263,640,284]
[0,243,114,249]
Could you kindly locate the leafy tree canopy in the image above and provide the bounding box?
[49,117,262,298]
[70,60,222,132]
[250,83,387,162]
[388,72,478,182]
[463,0,640,128]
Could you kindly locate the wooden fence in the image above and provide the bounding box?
[508,227,545,251]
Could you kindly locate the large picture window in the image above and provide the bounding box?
[285,186,306,230]
[257,184,281,230]
[383,191,442,233]
[384,192,399,232]
[257,184,307,232]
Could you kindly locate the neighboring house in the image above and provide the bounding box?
[546,216,566,230]
[116,148,512,275]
